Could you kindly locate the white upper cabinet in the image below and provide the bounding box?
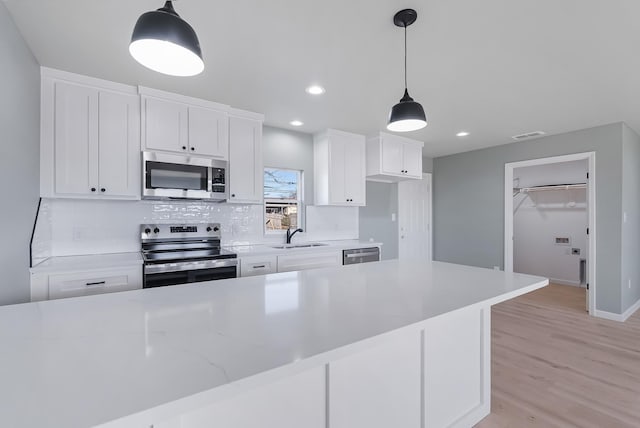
[314,129,366,206]
[366,132,424,182]
[41,68,141,199]
[228,110,264,204]
[140,87,229,159]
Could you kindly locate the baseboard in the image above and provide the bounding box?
[549,278,582,287]
[594,298,640,322]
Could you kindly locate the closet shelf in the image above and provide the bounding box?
[514,183,586,195]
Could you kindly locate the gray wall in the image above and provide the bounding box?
[262,126,314,205]
[622,124,640,313]
[433,123,625,314]
[423,157,433,173]
[359,182,398,260]
[0,3,40,305]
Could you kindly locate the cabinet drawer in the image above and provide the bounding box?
[277,251,341,273]
[240,255,278,277]
[48,266,142,300]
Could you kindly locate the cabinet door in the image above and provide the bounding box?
[380,135,404,176]
[329,330,421,428]
[98,91,140,198]
[343,137,366,205]
[228,117,263,204]
[188,106,229,159]
[54,82,99,196]
[328,137,347,205]
[143,97,188,153]
[402,142,423,178]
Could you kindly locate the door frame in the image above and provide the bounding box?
[398,173,433,261]
[504,152,596,315]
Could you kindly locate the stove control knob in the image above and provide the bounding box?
[206,227,212,232]
[144,228,151,234]
[213,226,219,232]
[153,227,160,234]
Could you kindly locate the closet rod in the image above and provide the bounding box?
[515,183,586,194]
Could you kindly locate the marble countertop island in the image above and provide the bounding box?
[0,260,547,428]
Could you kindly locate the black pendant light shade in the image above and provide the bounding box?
[130,1,204,77]
[387,9,427,132]
[387,89,427,133]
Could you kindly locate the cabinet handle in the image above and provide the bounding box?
[253,265,266,269]
[86,281,106,286]
[231,194,236,198]
[190,147,195,151]
[91,188,96,192]
[182,146,187,150]
[101,188,106,193]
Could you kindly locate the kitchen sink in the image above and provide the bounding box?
[271,243,329,249]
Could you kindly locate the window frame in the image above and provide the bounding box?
[263,167,304,235]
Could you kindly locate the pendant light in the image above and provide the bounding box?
[387,9,427,132]
[130,1,204,77]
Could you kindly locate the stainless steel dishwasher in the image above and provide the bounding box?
[343,247,381,265]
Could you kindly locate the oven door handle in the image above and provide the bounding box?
[145,259,238,274]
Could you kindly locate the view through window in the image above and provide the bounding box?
[264,168,302,232]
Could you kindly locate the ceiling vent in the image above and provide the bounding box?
[512,131,546,141]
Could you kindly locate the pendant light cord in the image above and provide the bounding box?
[404,24,408,90]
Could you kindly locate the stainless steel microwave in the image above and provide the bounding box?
[142,151,228,201]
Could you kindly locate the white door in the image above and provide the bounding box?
[398,173,432,260]
[98,91,140,198]
[402,142,423,178]
[344,137,366,205]
[54,81,99,196]
[228,116,263,203]
[144,96,188,153]
[188,106,229,159]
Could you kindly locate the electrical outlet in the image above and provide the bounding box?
[493,266,500,271]
[629,279,632,289]
[391,213,396,222]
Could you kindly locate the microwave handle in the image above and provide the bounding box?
[207,166,213,193]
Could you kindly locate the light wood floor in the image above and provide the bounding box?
[477,283,640,428]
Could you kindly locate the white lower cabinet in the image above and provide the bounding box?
[277,251,341,273]
[176,367,326,428]
[239,255,278,277]
[328,331,422,428]
[32,266,142,301]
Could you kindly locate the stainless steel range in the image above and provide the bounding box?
[141,223,238,288]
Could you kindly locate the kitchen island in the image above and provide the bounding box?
[0,260,547,428]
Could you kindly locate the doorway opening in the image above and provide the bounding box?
[504,153,596,315]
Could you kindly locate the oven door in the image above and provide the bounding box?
[143,259,238,288]
[142,151,227,201]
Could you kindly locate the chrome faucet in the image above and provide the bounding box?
[286,228,303,244]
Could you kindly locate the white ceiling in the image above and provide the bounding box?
[5,0,640,157]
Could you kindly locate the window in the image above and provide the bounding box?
[264,168,302,232]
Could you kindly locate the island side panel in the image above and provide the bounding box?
[424,304,491,428]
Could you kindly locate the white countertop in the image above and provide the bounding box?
[226,239,382,256]
[3,260,547,428]
[29,252,143,274]
[29,241,380,274]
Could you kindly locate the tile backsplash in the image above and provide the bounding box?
[32,199,359,257]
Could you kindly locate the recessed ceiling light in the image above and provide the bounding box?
[290,120,304,127]
[305,85,325,95]
[456,131,470,137]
